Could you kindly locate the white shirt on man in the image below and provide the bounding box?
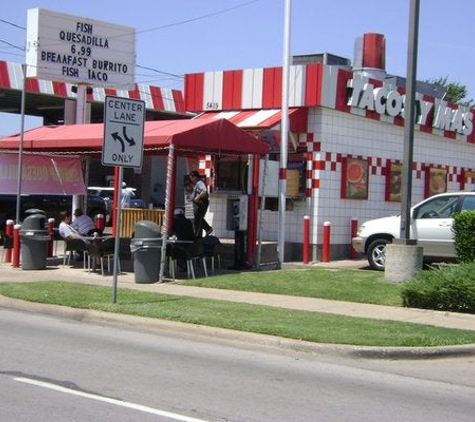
[59,221,80,239]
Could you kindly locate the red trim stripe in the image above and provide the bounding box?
[230,110,259,125]
[171,89,185,112]
[105,88,117,97]
[128,83,141,99]
[25,78,39,94]
[305,63,322,106]
[149,85,164,110]
[0,61,11,88]
[223,70,243,110]
[262,67,282,108]
[52,81,67,97]
[184,73,204,112]
[86,87,94,102]
[468,126,475,144]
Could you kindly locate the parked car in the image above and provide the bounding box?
[87,186,146,222]
[351,192,475,271]
[0,193,107,242]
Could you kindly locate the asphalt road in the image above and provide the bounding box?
[1,307,475,422]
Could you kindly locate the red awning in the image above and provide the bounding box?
[194,108,308,133]
[0,118,270,155]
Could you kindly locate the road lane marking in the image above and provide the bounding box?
[14,377,211,422]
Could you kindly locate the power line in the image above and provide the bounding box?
[0,18,25,30]
[136,0,258,34]
[0,2,259,85]
[0,37,24,52]
[136,65,183,79]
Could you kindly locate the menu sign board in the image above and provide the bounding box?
[26,8,135,88]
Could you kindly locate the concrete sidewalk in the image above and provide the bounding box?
[1,257,475,358]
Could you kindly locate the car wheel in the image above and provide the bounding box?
[367,238,390,271]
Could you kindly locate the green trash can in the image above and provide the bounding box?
[20,212,49,270]
[131,220,162,283]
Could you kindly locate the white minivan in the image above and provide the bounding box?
[351,192,475,270]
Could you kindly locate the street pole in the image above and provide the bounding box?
[15,63,27,225]
[385,0,423,282]
[399,0,420,241]
[278,0,291,266]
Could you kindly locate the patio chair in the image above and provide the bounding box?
[62,238,90,269]
[169,237,207,280]
[95,236,121,276]
[203,235,222,273]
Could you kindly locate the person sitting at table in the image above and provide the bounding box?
[71,208,97,236]
[59,210,90,262]
[171,208,195,241]
[169,208,195,272]
[59,210,84,240]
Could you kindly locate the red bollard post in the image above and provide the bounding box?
[4,219,14,263]
[95,214,105,231]
[302,215,310,264]
[12,224,21,268]
[322,221,331,263]
[350,217,358,259]
[47,218,55,257]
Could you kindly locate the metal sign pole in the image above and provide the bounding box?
[103,96,145,302]
[399,0,420,242]
[112,166,123,304]
[15,63,27,225]
[73,84,88,214]
[278,0,292,266]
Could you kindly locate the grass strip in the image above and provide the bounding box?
[1,281,475,348]
[181,267,402,306]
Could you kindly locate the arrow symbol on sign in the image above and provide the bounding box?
[123,126,136,148]
[111,132,125,153]
[111,127,136,153]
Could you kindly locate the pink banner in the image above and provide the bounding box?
[0,154,86,195]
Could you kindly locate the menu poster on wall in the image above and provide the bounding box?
[425,167,448,198]
[341,157,369,199]
[385,162,402,202]
[462,170,475,191]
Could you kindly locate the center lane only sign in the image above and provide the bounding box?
[102,96,145,168]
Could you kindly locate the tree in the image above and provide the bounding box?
[426,76,474,108]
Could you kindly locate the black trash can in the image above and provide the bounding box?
[20,212,49,270]
[131,220,162,283]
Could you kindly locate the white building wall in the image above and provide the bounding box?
[247,105,475,259]
[312,107,475,250]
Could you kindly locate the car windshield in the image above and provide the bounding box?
[87,187,145,209]
[414,195,459,219]
[88,188,114,200]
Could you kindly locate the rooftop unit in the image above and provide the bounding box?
[292,53,351,69]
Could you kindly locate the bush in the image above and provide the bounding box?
[452,210,475,263]
[401,263,475,313]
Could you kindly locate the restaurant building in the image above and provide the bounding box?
[2,32,475,265]
[184,33,475,261]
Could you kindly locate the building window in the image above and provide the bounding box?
[215,156,247,192]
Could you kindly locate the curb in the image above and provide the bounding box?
[1,294,474,360]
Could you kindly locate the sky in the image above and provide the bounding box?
[0,0,474,136]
